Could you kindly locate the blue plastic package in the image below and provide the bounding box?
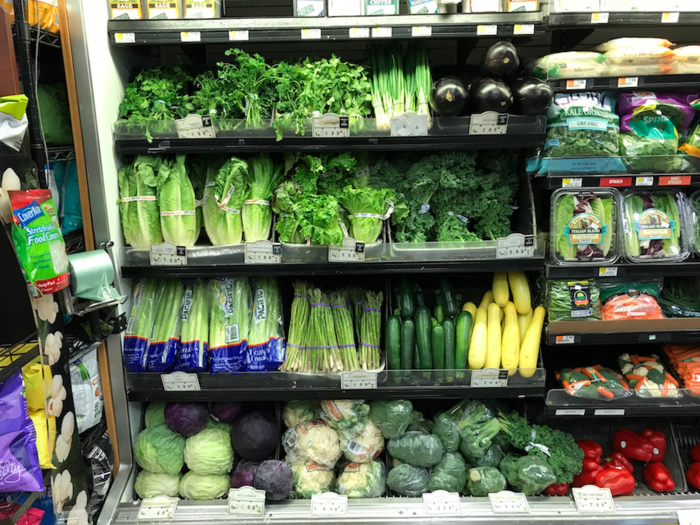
[208,278,250,374]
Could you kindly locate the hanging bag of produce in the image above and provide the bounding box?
[246,277,286,372]
[147,279,184,372]
[175,279,209,372]
[208,277,251,373]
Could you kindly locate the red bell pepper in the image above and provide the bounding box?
[686,463,700,490]
[603,452,634,474]
[691,443,700,463]
[576,440,603,463]
[572,461,605,487]
[640,429,667,463]
[595,468,636,496]
[545,482,570,496]
[613,429,654,462]
[643,463,675,493]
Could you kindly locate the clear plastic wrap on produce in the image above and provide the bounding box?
[556,366,631,399]
[337,461,386,498]
[547,280,601,321]
[689,191,700,255]
[551,189,619,264]
[282,419,342,470]
[246,277,286,372]
[123,279,160,373]
[338,419,385,463]
[532,52,607,79]
[320,400,370,430]
[596,38,674,54]
[618,353,680,397]
[599,280,664,320]
[673,46,700,74]
[208,277,251,374]
[174,279,209,372]
[288,461,335,499]
[621,190,690,263]
[659,276,700,317]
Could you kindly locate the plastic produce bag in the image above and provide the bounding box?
[208,277,251,373]
[337,461,386,498]
[386,464,430,496]
[544,93,620,158]
[147,279,184,372]
[387,431,444,468]
[21,357,51,412]
[556,366,630,399]
[466,466,506,496]
[175,279,209,372]
[69,346,103,433]
[428,452,468,493]
[500,454,557,496]
[475,443,505,468]
[289,461,335,498]
[368,400,412,440]
[282,419,342,469]
[547,280,601,321]
[599,280,664,320]
[10,189,69,297]
[659,276,700,318]
[0,372,44,492]
[0,95,28,151]
[338,419,385,463]
[618,353,680,397]
[247,277,286,372]
[283,401,319,428]
[124,279,160,372]
[320,400,370,430]
[532,52,607,79]
[688,191,700,253]
[596,38,673,53]
[432,413,460,452]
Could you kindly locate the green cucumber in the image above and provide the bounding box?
[398,277,415,319]
[415,306,433,370]
[401,318,415,370]
[455,311,473,370]
[439,277,458,318]
[442,318,456,370]
[386,315,401,370]
[432,324,445,370]
[434,304,445,324]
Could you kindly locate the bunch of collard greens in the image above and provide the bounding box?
[369,151,519,243]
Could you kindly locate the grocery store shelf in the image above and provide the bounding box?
[548,74,700,93]
[546,260,700,279]
[545,389,700,417]
[108,12,545,45]
[547,318,700,345]
[543,174,700,190]
[108,493,699,525]
[547,11,700,28]
[126,368,545,402]
[0,341,39,385]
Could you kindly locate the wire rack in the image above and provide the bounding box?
[0,339,39,385]
[64,230,85,254]
[47,146,75,162]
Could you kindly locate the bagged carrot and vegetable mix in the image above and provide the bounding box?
[599,281,664,321]
[10,189,69,297]
[665,345,700,395]
[618,353,680,397]
[557,365,630,399]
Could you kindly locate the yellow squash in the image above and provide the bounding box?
[485,303,502,369]
[501,302,520,376]
[468,307,488,369]
[478,290,494,310]
[517,309,533,344]
[462,301,478,320]
[508,271,532,315]
[519,306,545,378]
[493,272,509,307]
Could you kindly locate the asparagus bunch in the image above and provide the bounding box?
[331,291,359,371]
[281,281,310,372]
[359,291,383,370]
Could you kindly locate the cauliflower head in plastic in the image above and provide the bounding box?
[288,461,335,498]
[283,401,319,428]
[320,400,370,430]
[339,419,385,463]
[282,419,342,469]
[337,460,386,498]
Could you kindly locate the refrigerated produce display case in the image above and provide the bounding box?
[21,0,700,523]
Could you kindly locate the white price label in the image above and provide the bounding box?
[573,486,616,513]
[150,242,187,266]
[470,112,509,135]
[423,491,461,516]
[175,114,216,139]
[312,113,350,138]
[555,335,575,345]
[229,30,250,41]
[161,372,201,392]
[496,233,535,259]
[349,27,370,38]
[477,24,497,35]
[678,509,700,525]
[228,487,265,516]
[180,31,201,42]
[598,267,618,277]
[471,368,509,388]
[636,176,654,186]
[390,112,429,137]
[618,77,638,88]
[341,371,378,390]
[562,178,582,188]
[311,493,347,516]
[412,26,432,37]
[513,24,534,35]
[244,240,282,264]
[489,491,530,514]
[594,409,625,416]
[328,238,366,262]
[115,32,135,43]
[590,12,609,23]
[301,28,321,39]
[661,12,679,23]
[566,79,587,90]
[648,334,657,341]
[555,409,585,416]
[372,27,392,38]
[137,497,178,521]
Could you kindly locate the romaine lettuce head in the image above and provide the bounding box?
[178,471,229,500]
[134,424,185,475]
[134,471,181,499]
[185,428,234,475]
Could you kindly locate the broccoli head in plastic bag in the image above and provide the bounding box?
[369,400,413,439]
[466,467,507,496]
[433,413,460,452]
[475,444,504,468]
[428,452,467,493]
[387,464,430,497]
[387,432,445,468]
[337,461,386,498]
[456,401,501,464]
[500,453,556,496]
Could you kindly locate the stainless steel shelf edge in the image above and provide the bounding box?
[110,494,700,524]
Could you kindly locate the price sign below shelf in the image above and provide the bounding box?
[661,12,679,23]
[513,24,534,35]
[423,491,461,516]
[175,114,216,139]
[341,371,378,390]
[161,372,201,392]
[229,30,249,41]
[311,493,347,516]
[572,486,615,513]
[150,242,187,266]
[115,32,135,43]
[228,487,265,516]
[489,491,530,514]
[678,509,700,525]
[328,238,366,262]
[477,24,497,36]
[137,497,178,521]
[390,112,429,137]
[301,28,321,39]
[471,368,508,388]
[469,112,509,135]
[372,27,392,38]
[312,113,350,138]
[496,234,534,259]
[244,240,282,264]
[349,27,370,38]
[412,26,432,37]
[180,31,201,42]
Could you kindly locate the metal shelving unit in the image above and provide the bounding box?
[547,11,700,28]
[547,74,700,93]
[546,260,700,279]
[0,341,39,385]
[47,146,76,162]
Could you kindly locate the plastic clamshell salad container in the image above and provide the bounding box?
[688,190,700,256]
[551,188,620,265]
[621,189,690,263]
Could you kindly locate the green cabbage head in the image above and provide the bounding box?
[134,424,185,475]
[184,428,234,475]
[134,471,181,499]
[178,472,229,500]
[145,402,166,428]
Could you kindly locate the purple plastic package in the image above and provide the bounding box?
[0,372,44,493]
[619,92,697,132]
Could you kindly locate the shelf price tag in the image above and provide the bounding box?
[489,491,530,514]
[566,79,587,90]
[469,112,509,135]
[562,178,582,188]
[312,113,350,138]
[341,371,378,390]
[496,233,535,259]
[659,175,691,186]
[161,372,200,392]
[678,509,700,525]
[590,12,609,23]
[229,30,249,41]
[598,267,618,277]
[372,27,392,38]
[175,114,216,139]
[137,497,178,521]
[180,31,201,42]
[244,240,282,264]
[555,335,575,345]
[423,491,461,516]
[311,493,347,516]
[661,12,679,23]
[471,368,508,388]
[477,24,497,36]
[555,409,585,416]
[594,409,625,416]
[513,24,534,35]
[572,486,615,513]
[390,112,429,137]
[150,242,187,266]
[301,28,321,39]
[329,238,366,262]
[349,27,370,38]
[228,487,265,516]
[618,77,638,88]
[114,32,135,43]
[635,176,654,186]
[412,26,432,37]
